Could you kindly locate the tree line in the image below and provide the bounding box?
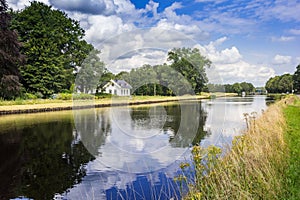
[265,65,300,94]
[205,82,255,94]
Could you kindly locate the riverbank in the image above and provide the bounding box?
[0,93,236,115]
[283,98,300,199]
[183,95,299,199]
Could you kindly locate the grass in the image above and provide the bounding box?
[179,96,299,199]
[283,97,300,199]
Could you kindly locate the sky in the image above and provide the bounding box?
[7,0,300,86]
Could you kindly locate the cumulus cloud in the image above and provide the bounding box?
[195,37,275,86]
[273,54,292,65]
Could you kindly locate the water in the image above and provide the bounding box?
[0,96,269,200]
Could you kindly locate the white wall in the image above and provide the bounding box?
[104,83,130,96]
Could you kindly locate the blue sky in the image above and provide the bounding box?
[8,0,300,86]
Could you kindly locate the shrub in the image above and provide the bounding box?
[25,93,38,100]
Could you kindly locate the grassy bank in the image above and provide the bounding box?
[0,93,236,114]
[181,95,299,199]
[283,97,300,199]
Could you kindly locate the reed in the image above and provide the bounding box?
[181,96,294,199]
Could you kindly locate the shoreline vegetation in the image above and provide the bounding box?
[0,92,237,115]
[181,95,300,199]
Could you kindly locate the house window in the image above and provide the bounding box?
[109,90,112,94]
[114,90,117,95]
[111,83,114,86]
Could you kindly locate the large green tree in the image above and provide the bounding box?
[168,48,211,94]
[265,74,293,93]
[11,1,93,97]
[0,0,24,99]
[293,64,300,93]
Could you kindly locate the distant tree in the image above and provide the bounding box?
[265,74,293,93]
[232,82,242,94]
[266,76,279,93]
[75,49,105,93]
[115,71,128,80]
[11,1,93,97]
[224,84,234,93]
[293,64,300,93]
[206,83,225,92]
[97,71,115,93]
[0,0,24,99]
[240,82,255,94]
[278,74,293,93]
[168,48,211,94]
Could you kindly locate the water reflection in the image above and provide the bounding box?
[0,96,268,199]
[0,115,95,200]
[73,102,207,174]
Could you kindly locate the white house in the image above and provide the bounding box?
[103,79,132,96]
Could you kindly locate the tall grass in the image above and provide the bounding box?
[181,97,291,199]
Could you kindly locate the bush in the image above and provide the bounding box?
[95,93,112,99]
[25,93,38,100]
[56,93,95,100]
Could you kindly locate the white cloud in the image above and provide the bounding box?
[289,29,300,35]
[271,36,295,42]
[195,0,226,3]
[296,57,300,64]
[273,54,292,65]
[85,15,134,44]
[195,37,275,85]
[264,0,300,22]
[7,0,50,10]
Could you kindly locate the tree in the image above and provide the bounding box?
[0,0,24,99]
[240,82,255,94]
[75,49,105,93]
[97,71,115,93]
[278,74,293,93]
[168,48,211,94]
[232,82,242,94]
[265,74,293,93]
[11,1,93,97]
[293,64,300,93]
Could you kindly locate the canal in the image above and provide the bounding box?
[0,96,270,200]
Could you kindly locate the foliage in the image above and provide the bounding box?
[0,75,21,99]
[205,83,225,92]
[168,48,211,94]
[265,74,293,93]
[75,49,105,93]
[293,64,300,93]
[120,54,209,96]
[0,0,24,99]
[178,99,289,199]
[98,71,115,92]
[55,93,94,100]
[205,82,255,94]
[11,1,93,97]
